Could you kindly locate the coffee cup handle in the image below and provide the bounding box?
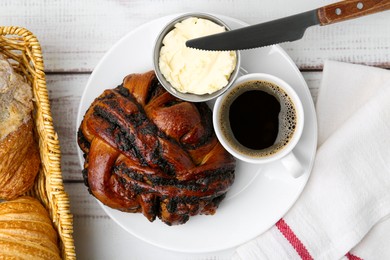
[280,152,304,178]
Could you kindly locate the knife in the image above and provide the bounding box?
[186,0,390,51]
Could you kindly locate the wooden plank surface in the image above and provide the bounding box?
[1,0,389,72]
[2,0,389,259]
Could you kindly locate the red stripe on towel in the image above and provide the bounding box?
[276,219,313,260]
[346,252,363,260]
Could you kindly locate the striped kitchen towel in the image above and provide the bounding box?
[233,60,390,260]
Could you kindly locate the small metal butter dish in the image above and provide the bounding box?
[153,13,241,102]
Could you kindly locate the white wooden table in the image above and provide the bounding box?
[1,1,389,259]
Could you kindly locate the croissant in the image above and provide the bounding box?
[78,71,235,225]
[0,196,61,259]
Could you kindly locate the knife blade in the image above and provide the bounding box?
[186,0,390,51]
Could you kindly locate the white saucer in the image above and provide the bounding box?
[76,13,317,253]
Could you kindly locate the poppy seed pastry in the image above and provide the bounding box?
[77,71,235,225]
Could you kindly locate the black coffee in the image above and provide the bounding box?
[229,90,280,150]
[219,80,297,157]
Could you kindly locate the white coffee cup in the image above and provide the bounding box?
[213,73,305,178]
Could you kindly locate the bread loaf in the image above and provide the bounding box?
[0,55,40,200]
[0,196,61,259]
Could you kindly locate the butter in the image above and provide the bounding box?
[159,17,237,95]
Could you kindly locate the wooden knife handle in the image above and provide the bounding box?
[318,0,390,25]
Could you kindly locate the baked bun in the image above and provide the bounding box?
[78,71,235,225]
[0,196,61,259]
[0,55,40,200]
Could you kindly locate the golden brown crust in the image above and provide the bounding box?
[0,55,40,200]
[0,196,61,259]
[0,118,40,200]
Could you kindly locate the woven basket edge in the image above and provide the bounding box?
[0,26,76,259]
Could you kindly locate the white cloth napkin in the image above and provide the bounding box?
[232,60,390,260]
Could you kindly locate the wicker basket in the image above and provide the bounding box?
[0,26,76,259]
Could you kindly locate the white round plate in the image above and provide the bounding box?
[77,14,317,253]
